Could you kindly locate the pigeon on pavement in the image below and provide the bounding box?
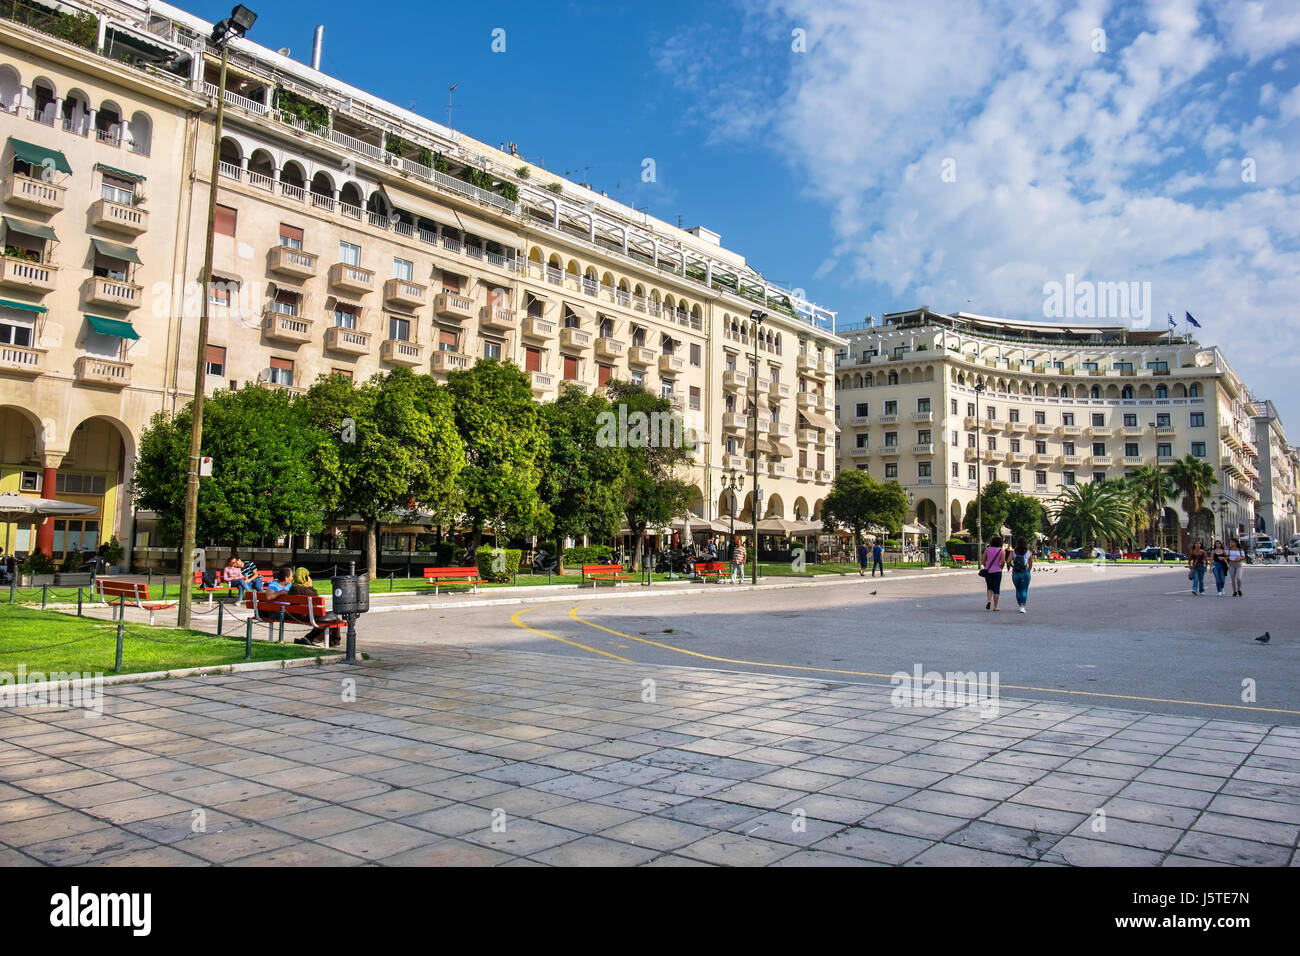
[1256,632,1271,645]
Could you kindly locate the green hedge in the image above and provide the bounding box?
[883,539,901,549]
[563,545,613,566]
[475,546,521,583]
[945,538,966,552]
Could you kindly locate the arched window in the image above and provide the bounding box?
[1121,386,1133,400]
[865,373,873,387]
[887,371,898,386]
[1189,383,1200,397]
[127,111,152,156]
[1090,385,1101,399]
[1155,385,1167,399]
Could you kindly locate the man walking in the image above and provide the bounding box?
[871,540,884,577]
[731,536,746,584]
[857,541,870,576]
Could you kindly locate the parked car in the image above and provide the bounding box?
[1135,546,1186,561]
[1067,546,1121,560]
[1247,534,1276,556]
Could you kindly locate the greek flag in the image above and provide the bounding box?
[1185,311,1201,328]
[1167,313,1176,328]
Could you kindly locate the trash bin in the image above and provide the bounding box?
[330,564,368,662]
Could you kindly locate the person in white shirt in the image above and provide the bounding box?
[1226,538,1247,597]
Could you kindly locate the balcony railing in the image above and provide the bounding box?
[797,466,815,481]
[380,339,423,366]
[430,349,471,373]
[722,369,749,390]
[3,174,64,212]
[91,199,148,235]
[769,381,790,401]
[912,411,934,423]
[84,276,142,309]
[263,312,313,344]
[434,293,475,321]
[595,336,624,358]
[876,413,899,424]
[850,415,869,426]
[0,256,57,294]
[816,469,832,483]
[767,461,785,478]
[529,370,554,393]
[1061,425,1084,436]
[722,412,747,431]
[203,82,269,114]
[383,278,426,309]
[659,354,684,376]
[267,246,318,278]
[849,446,870,458]
[481,306,518,332]
[0,343,44,376]
[626,346,656,367]
[912,443,935,455]
[769,421,791,438]
[324,326,370,355]
[328,262,374,294]
[560,327,591,350]
[879,444,901,457]
[74,355,130,388]
[521,316,555,340]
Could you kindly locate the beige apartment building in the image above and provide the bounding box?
[0,0,841,566]
[834,308,1279,550]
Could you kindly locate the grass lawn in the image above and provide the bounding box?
[0,604,331,679]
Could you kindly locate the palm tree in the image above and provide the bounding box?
[1168,455,1218,546]
[1130,464,1177,548]
[1052,480,1132,552]
[1103,476,1149,551]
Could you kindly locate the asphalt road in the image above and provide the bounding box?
[351,563,1300,726]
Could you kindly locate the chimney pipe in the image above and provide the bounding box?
[311,25,323,70]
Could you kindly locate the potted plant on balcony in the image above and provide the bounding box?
[18,549,56,587]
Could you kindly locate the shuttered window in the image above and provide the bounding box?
[204,345,226,375]
[563,355,579,381]
[215,204,237,237]
[597,364,612,386]
[524,347,541,373]
[278,223,304,249]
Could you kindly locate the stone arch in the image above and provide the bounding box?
[339,181,364,208]
[1173,383,1187,398]
[309,170,335,198]
[219,136,243,165]
[765,493,784,519]
[1137,384,1153,399]
[1090,385,1101,399]
[951,498,963,533]
[1104,385,1119,398]
[887,371,898,386]
[248,148,276,178]
[1121,385,1133,400]
[62,87,92,133]
[1155,384,1168,399]
[127,110,151,155]
[96,98,124,140]
[280,160,307,188]
[30,75,56,123]
[0,64,20,113]
[793,497,810,521]
[1189,383,1200,397]
[811,498,825,520]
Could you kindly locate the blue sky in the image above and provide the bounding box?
[199,0,1300,425]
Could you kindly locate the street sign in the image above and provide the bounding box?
[199,456,214,477]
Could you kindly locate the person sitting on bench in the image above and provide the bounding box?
[268,567,292,593]
[289,567,334,647]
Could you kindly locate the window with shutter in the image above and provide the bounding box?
[279,224,304,248]
[215,205,237,237]
[598,364,612,386]
[525,347,541,372]
[204,345,226,375]
[563,355,579,380]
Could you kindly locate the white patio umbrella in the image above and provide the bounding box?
[756,516,802,535]
[0,494,97,555]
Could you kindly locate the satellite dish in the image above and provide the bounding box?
[277,47,290,56]
[256,369,271,384]
[388,212,401,227]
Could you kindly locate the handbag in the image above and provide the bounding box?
[978,567,988,577]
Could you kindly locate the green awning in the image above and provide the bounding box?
[2,216,57,242]
[0,298,46,314]
[86,315,139,340]
[95,162,145,182]
[91,238,142,265]
[7,137,71,175]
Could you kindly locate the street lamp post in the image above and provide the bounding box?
[974,380,986,559]
[176,5,258,629]
[724,469,744,566]
[749,310,766,586]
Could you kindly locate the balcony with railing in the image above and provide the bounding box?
[434,293,475,322]
[84,276,142,309]
[769,421,791,438]
[3,174,64,212]
[1088,426,1114,438]
[594,336,623,359]
[912,411,934,423]
[723,369,749,391]
[384,278,426,309]
[1058,455,1083,466]
[329,262,374,295]
[963,416,979,429]
[849,446,870,458]
[850,415,870,427]
[769,381,790,401]
[1122,456,1143,466]
[1087,456,1113,467]
[627,345,656,367]
[912,443,935,455]
[876,412,899,425]
[481,306,517,332]
[1010,451,1031,464]
[430,349,471,373]
[380,338,424,366]
[1155,425,1176,437]
[0,342,44,376]
[1029,423,1053,435]
[74,355,130,388]
[521,316,555,340]
[324,325,370,355]
[659,354,684,376]
[879,443,901,458]
[267,246,318,278]
[964,447,981,461]
[767,461,786,478]
[723,412,747,431]
[529,370,554,394]
[0,256,57,294]
[560,327,592,350]
[816,469,833,483]
[1122,426,1145,438]
[1061,424,1084,436]
[263,311,312,344]
[90,199,148,235]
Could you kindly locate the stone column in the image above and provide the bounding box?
[34,462,58,556]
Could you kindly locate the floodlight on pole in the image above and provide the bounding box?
[749,310,766,585]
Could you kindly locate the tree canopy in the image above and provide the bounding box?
[822,470,908,547]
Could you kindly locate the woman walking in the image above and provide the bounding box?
[1187,542,1208,596]
[1227,538,1246,597]
[1210,540,1229,596]
[981,535,1011,611]
[1010,537,1034,613]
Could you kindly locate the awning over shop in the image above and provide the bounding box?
[772,441,795,458]
[95,162,146,182]
[0,298,46,314]
[91,237,142,264]
[86,315,139,340]
[2,216,57,241]
[562,301,594,324]
[7,137,71,174]
[392,191,458,230]
[455,214,518,250]
[799,410,838,432]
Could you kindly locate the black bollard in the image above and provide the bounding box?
[216,601,224,637]
[114,620,124,673]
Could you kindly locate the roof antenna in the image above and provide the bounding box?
[445,83,458,128]
[311,25,323,70]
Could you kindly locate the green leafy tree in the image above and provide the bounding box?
[132,386,327,546]
[962,480,1012,543]
[1005,492,1045,546]
[605,380,693,570]
[1051,480,1132,551]
[446,360,547,551]
[822,471,908,547]
[537,385,628,573]
[300,369,464,579]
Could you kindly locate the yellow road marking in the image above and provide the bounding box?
[564,607,1300,718]
[509,606,632,663]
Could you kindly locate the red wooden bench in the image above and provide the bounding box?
[96,579,177,626]
[582,563,633,586]
[1123,552,1140,561]
[245,591,343,645]
[422,566,482,594]
[693,560,728,581]
[951,555,968,564]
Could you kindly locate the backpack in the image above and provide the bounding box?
[1012,552,1027,573]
